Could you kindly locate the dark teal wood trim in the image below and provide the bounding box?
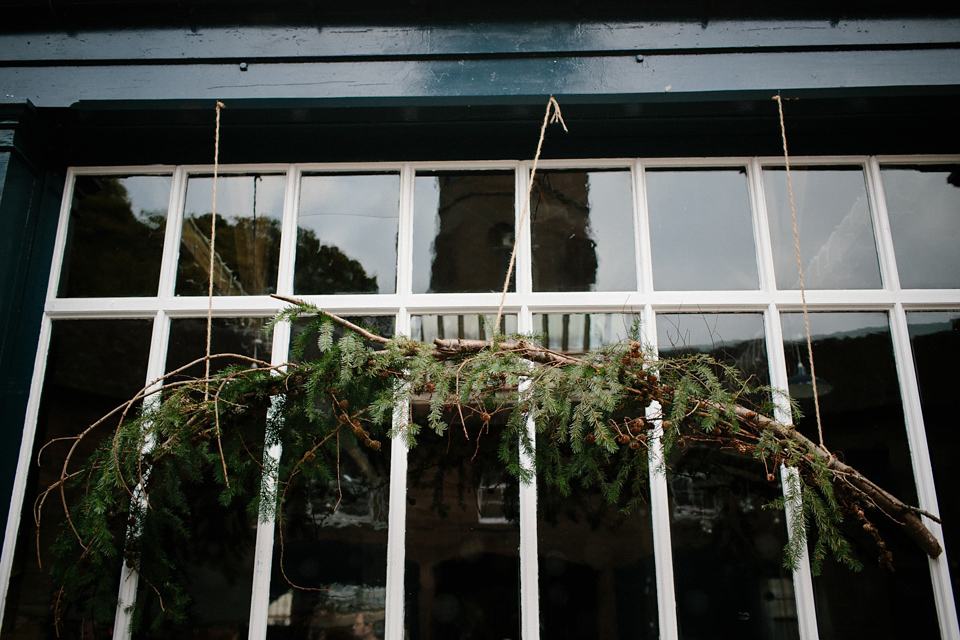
[2,18,958,64]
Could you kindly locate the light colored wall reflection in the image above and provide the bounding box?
[647,169,759,291]
[764,167,881,290]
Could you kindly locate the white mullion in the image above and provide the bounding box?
[764,303,820,640]
[517,306,539,640]
[889,305,960,640]
[384,309,410,640]
[44,168,78,300]
[516,161,533,295]
[0,315,53,620]
[157,166,188,300]
[248,319,293,640]
[275,165,300,297]
[642,305,679,640]
[634,161,655,295]
[864,157,902,293]
[396,163,416,297]
[113,309,172,640]
[750,157,778,294]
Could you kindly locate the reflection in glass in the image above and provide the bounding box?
[295,174,400,295]
[764,167,881,290]
[413,172,515,293]
[882,165,960,289]
[533,313,638,353]
[906,312,960,611]
[530,170,636,292]
[59,175,171,297]
[536,318,657,639]
[646,169,759,291]
[176,174,285,296]
[405,410,520,640]
[1,320,152,639]
[658,315,798,640]
[134,318,274,639]
[781,313,938,639]
[411,314,517,343]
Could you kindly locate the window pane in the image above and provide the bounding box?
[906,311,960,612]
[58,175,171,297]
[405,412,520,639]
[413,171,515,293]
[1,319,152,638]
[411,313,518,343]
[536,315,657,639]
[532,313,637,353]
[882,165,960,289]
[295,173,400,295]
[780,312,938,639]
[531,169,636,292]
[176,174,285,296]
[765,167,881,290]
[647,169,759,291]
[658,314,798,640]
[135,317,274,639]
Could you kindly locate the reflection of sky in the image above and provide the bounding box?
[906,311,960,338]
[115,175,173,220]
[185,175,286,223]
[646,169,758,291]
[583,172,636,291]
[298,174,400,294]
[657,313,765,354]
[780,311,888,343]
[764,168,880,290]
[882,167,960,289]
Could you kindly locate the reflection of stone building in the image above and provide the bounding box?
[429,172,598,293]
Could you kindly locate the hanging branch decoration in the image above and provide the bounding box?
[32,97,943,631]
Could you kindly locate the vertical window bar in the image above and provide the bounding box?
[889,304,959,638]
[516,162,533,296]
[517,306,539,640]
[865,157,903,293]
[643,304,679,640]
[158,166,188,299]
[246,318,292,639]
[274,165,300,298]
[0,316,54,620]
[44,168,78,300]
[396,163,416,297]
[634,161,655,294]
[384,309,410,640]
[749,158,778,294]
[113,310,173,640]
[764,303,820,640]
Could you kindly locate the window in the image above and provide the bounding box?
[2,157,957,639]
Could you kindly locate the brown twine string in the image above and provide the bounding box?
[775,93,827,452]
[494,96,567,331]
[205,101,225,401]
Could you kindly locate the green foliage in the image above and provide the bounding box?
[44,301,887,631]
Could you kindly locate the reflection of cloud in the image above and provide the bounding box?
[298,175,400,294]
[117,175,173,220]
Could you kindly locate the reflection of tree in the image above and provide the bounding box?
[61,177,167,297]
[295,228,379,294]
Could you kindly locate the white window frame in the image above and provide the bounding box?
[2,156,958,640]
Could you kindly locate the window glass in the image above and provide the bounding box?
[536,313,658,639]
[646,169,759,291]
[658,314,798,640]
[405,411,520,639]
[906,311,960,611]
[1,319,153,639]
[58,175,171,297]
[295,173,400,295]
[413,171,515,293]
[532,313,638,353]
[411,313,518,343]
[134,317,274,639]
[882,165,960,289]
[531,169,636,292]
[780,312,938,639]
[176,174,285,296]
[764,167,881,290]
